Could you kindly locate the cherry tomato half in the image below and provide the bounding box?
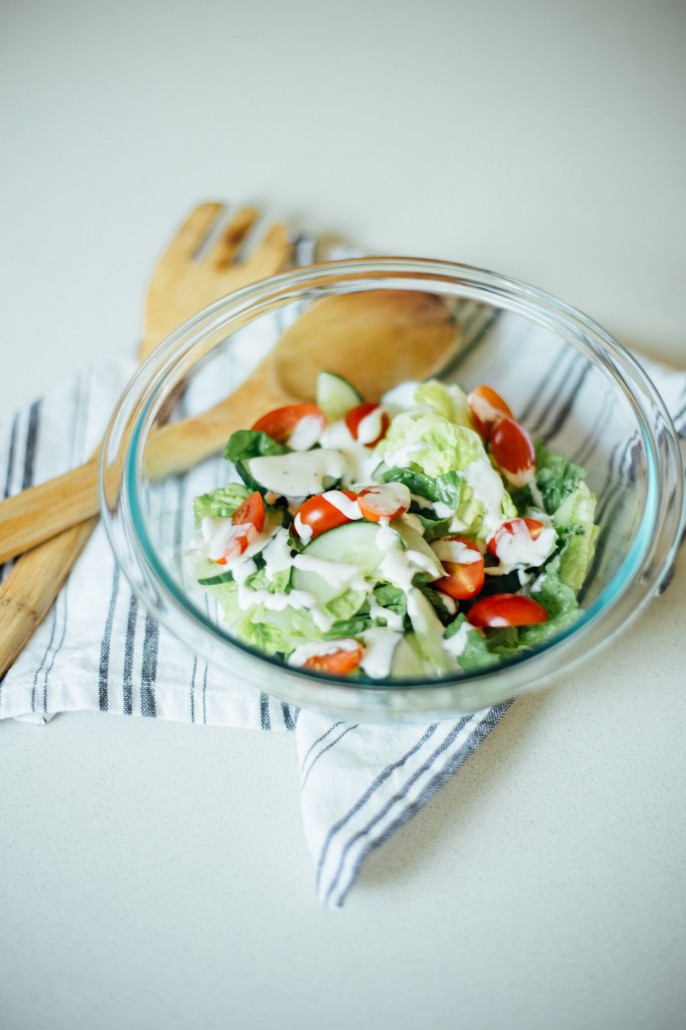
[467,593,548,628]
[487,518,545,558]
[214,491,265,564]
[293,490,359,541]
[434,535,485,601]
[252,403,326,448]
[303,642,364,675]
[357,483,411,523]
[489,417,535,486]
[468,385,513,440]
[232,490,265,533]
[344,403,390,447]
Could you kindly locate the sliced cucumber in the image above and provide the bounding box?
[291,520,385,603]
[240,448,347,498]
[406,587,457,675]
[316,370,363,422]
[198,569,234,586]
[390,634,428,678]
[394,519,445,579]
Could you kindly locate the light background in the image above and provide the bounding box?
[1,0,685,417]
[0,2,685,1029]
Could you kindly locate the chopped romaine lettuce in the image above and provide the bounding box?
[224,429,290,463]
[192,376,600,681]
[375,410,484,477]
[193,483,252,525]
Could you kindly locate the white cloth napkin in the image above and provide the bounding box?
[2,283,684,907]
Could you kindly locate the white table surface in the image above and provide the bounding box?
[1,2,685,1028]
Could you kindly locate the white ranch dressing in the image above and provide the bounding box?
[288,414,325,451]
[356,405,387,445]
[292,553,367,593]
[431,539,482,564]
[320,420,380,483]
[293,513,313,543]
[433,501,455,519]
[469,391,505,428]
[381,380,421,412]
[443,619,472,659]
[502,466,535,489]
[248,448,347,498]
[235,582,333,631]
[321,490,363,520]
[378,547,442,592]
[232,558,257,585]
[360,627,402,679]
[288,638,360,668]
[490,522,556,570]
[261,528,294,579]
[368,595,404,633]
[463,459,508,535]
[200,516,256,564]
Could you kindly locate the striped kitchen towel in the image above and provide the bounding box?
[1,282,684,907]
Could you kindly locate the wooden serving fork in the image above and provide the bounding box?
[0,203,292,677]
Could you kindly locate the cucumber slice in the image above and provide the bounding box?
[394,518,445,579]
[241,448,347,498]
[291,520,385,603]
[390,635,428,678]
[316,370,363,422]
[198,569,234,586]
[406,587,457,675]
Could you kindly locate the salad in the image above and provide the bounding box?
[188,372,599,680]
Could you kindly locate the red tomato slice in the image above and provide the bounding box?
[489,417,535,486]
[293,490,359,541]
[487,518,545,558]
[214,491,265,564]
[251,404,326,447]
[233,490,265,533]
[357,483,411,522]
[303,642,364,675]
[467,593,548,628]
[344,403,390,447]
[468,385,513,440]
[434,535,485,601]
[214,526,253,564]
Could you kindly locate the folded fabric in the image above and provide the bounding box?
[1,273,683,906]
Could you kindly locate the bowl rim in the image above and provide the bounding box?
[100,256,685,716]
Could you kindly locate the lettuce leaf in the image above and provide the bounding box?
[244,565,292,595]
[193,483,252,525]
[373,582,407,616]
[552,480,599,591]
[414,380,475,428]
[381,465,466,508]
[375,410,485,477]
[532,441,586,514]
[224,429,290,463]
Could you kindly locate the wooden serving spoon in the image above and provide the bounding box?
[0,288,460,561]
[144,288,460,480]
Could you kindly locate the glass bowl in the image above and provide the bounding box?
[100,258,684,722]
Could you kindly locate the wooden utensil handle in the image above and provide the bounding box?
[0,518,98,678]
[0,458,100,564]
[0,358,290,561]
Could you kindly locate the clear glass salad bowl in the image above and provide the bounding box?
[100,258,684,722]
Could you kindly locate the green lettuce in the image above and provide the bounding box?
[532,441,586,514]
[373,582,407,617]
[380,466,466,508]
[193,483,252,525]
[244,565,292,595]
[552,480,599,591]
[375,410,485,478]
[414,380,475,428]
[224,429,290,463]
